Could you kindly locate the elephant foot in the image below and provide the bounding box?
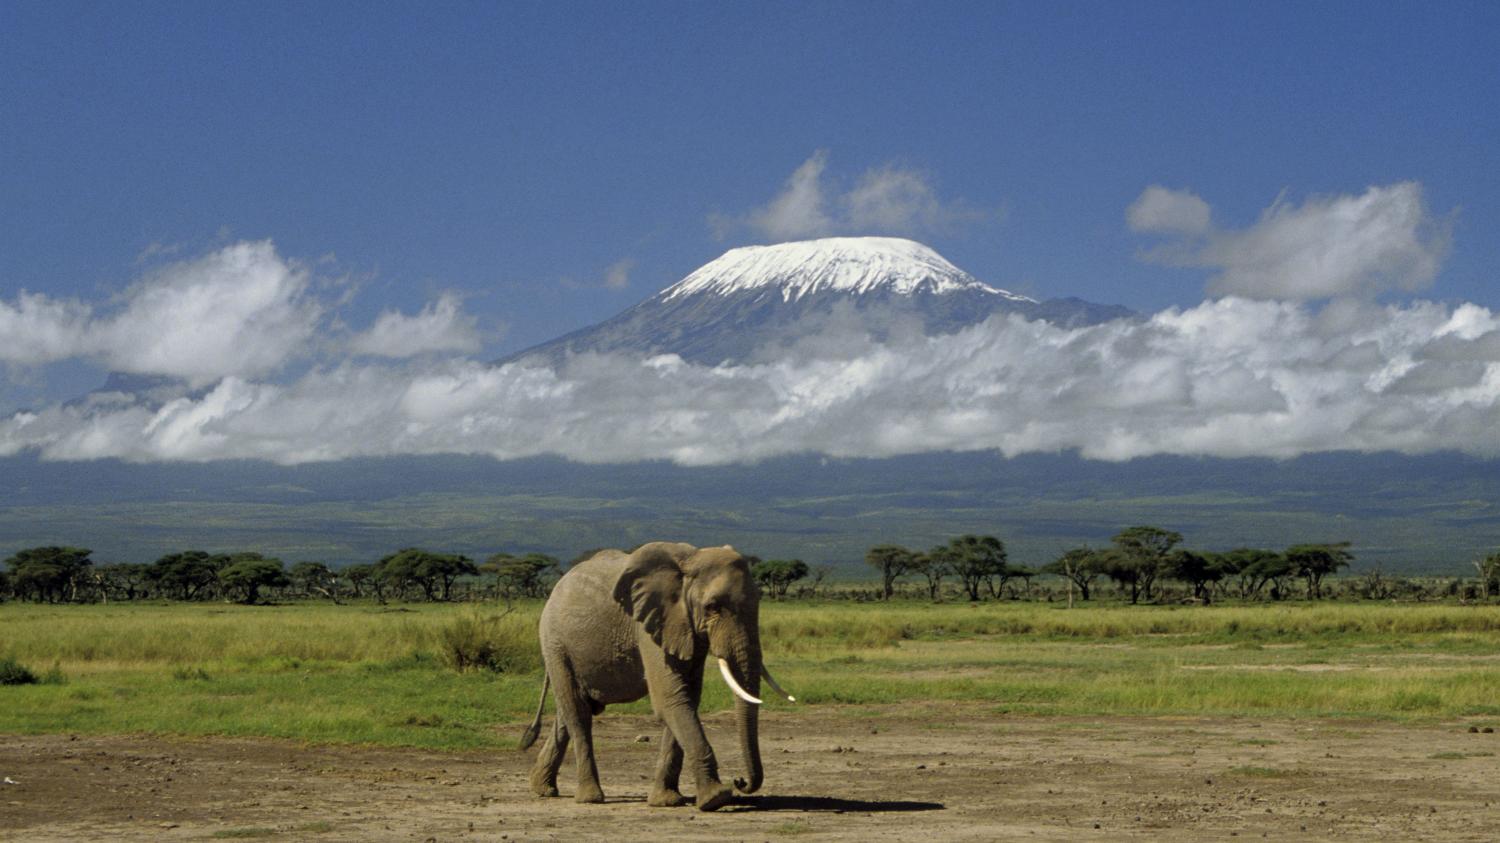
[695,782,734,812]
[648,788,687,808]
[574,782,606,804]
[528,770,559,798]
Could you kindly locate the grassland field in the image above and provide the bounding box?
[4,599,1500,750]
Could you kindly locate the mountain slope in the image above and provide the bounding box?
[505,237,1133,366]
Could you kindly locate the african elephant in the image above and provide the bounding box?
[519,541,794,811]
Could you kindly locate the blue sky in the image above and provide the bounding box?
[2,2,1499,464]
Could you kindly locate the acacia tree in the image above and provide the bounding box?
[375,549,478,601]
[218,555,289,604]
[914,549,952,601]
[151,551,226,601]
[944,534,1008,602]
[4,546,94,603]
[865,545,916,600]
[1111,526,1183,603]
[94,562,153,602]
[1168,550,1226,603]
[752,559,809,599]
[1043,548,1102,601]
[290,561,338,600]
[1216,548,1291,599]
[483,552,560,600]
[1095,548,1146,603]
[1286,543,1354,600]
[344,563,376,599]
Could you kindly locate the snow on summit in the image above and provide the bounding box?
[661,237,1036,303]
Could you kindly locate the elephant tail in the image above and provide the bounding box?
[519,672,550,750]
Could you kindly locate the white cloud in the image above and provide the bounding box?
[748,151,837,240]
[602,258,635,290]
[1132,182,1453,301]
[732,151,984,242]
[0,292,92,366]
[96,241,322,383]
[1126,186,1211,235]
[0,241,481,384]
[6,297,1500,465]
[349,293,481,358]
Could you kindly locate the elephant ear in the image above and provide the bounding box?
[613,543,697,661]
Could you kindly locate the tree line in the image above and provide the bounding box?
[8,533,1500,605]
[861,526,1366,604]
[0,546,565,605]
[858,526,1500,604]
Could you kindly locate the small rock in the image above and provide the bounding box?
[1468,725,1479,733]
[635,735,652,743]
[159,823,178,829]
[1484,727,1495,734]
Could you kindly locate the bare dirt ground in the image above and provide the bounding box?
[4,704,1500,842]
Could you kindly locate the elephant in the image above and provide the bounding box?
[519,541,794,811]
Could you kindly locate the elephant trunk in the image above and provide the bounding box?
[727,635,763,794]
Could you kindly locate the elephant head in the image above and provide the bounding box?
[614,541,781,794]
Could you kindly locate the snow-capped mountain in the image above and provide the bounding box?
[506,237,1132,366]
[663,237,1033,302]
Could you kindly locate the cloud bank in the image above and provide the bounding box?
[1,242,320,383]
[724,150,986,242]
[4,182,1495,469]
[349,293,481,358]
[4,295,1499,465]
[1,241,476,385]
[1131,182,1453,301]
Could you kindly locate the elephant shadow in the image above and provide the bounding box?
[727,794,944,813]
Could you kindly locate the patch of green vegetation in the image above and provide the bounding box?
[210,828,277,839]
[1429,751,1495,760]
[770,821,815,835]
[0,657,38,685]
[2,601,1500,748]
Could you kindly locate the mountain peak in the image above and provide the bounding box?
[661,237,1036,303]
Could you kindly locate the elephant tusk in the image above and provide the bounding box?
[717,658,762,705]
[761,665,796,702]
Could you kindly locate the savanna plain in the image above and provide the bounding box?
[4,600,1500,841]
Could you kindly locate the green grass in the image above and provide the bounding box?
[3,600,1500,749]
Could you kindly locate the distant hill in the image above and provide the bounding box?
[1,451,1494,575]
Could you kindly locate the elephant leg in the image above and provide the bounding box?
[648,725,687,807]
[528,719,569,797]
[552,665,605,804]
[652,670,733,812]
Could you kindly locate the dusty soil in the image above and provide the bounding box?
[4,705,1500,841]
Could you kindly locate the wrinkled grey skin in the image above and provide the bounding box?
[522,542,763,811]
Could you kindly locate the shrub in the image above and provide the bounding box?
[435,609,539,673]
[0,657,38,686]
